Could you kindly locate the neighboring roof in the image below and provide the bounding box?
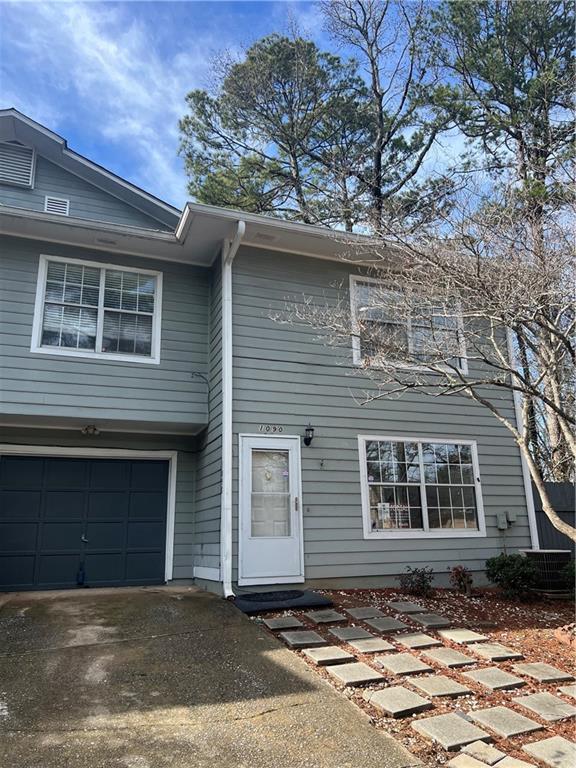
[0,108,181,229]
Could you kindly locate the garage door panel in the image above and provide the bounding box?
[38,554,80,585]
[130,461,169,490]
[88,491,129,519]
[0,456,44,487]
[0,522,38,552]
[85,521,125,549]
[0,490,41,518]
[129,491,167,519]
[44,491,85,519]
[127,521,166,549]
[45,458,88,488]
[40,522,83,551]
[90,460,130,489]
[126,552,164,581]
[0,555,35,587]
[84,553,126,583]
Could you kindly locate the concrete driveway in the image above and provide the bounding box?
[0,587,419,768]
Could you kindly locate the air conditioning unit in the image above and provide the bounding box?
[519,549,573,592]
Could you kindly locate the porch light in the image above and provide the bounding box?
[303,424,315,447]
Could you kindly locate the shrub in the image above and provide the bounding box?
[562,560,575,593]
[397,566,435,596]
[449,565,474,595]
[485,553,538,600]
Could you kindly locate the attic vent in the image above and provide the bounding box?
[44,196,70,216]
[0,142,36,187]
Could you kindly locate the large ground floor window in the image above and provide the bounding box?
[358,436,486,539]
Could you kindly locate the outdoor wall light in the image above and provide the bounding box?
[303,424,315,446]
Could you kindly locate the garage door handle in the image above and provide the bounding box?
[81,534,89,543]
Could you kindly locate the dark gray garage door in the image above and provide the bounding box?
[0,455,169,591]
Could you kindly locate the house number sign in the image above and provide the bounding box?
[258,424,284,433]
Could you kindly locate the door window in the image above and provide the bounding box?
[250,450,291,537]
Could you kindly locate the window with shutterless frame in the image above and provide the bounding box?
[358,435,486,539]
[31,255,163,364]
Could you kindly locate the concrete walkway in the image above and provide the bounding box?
[0,587,419,768]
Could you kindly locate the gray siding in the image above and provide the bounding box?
[0,236,210,430]
[0,428,197,579]
[230,246,533,582]
[0,156,171,230]
[193,261,223,573]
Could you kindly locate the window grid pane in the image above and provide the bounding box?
[40,260,157,359]
[366,439,479,533]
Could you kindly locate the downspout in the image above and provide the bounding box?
[506,329,540,549]
[220,220,246,597]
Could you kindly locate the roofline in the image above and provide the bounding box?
[1,108,181,221]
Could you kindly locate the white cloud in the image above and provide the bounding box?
[1,1,219,207]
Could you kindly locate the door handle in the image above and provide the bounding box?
[81,534,89,543]
[294,497,299,512]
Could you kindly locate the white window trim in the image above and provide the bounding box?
[349,275,468,374]
[358,434,487,539]
[31,254,163,365]
[0,444,177,582]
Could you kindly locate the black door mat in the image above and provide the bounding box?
[233,589,333,615]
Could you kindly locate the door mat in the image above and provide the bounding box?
[234,589,332,614]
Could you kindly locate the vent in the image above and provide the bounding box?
[44,196,70,216]
[0,142,36,187]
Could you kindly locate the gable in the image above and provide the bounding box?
[0,153,172,230]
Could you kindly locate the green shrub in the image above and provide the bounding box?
[485,553,538,600]
[449,565,474,595]
[397,566,435,596]
[562,560,575,593]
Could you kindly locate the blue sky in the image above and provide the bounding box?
[1,1,327,208]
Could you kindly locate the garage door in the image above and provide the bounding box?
[0,455,169,591]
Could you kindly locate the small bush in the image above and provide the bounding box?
[449,565,474,595]
[397,566,435,596]
[485,553,538,600]
[562,560,575,593]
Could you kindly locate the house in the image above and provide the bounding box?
[0,109,539,594]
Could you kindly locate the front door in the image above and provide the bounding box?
[239,435,303,585]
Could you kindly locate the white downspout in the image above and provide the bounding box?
[220,220,246,597]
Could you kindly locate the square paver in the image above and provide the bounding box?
[279,630,327,648]
[513,692,576,722]
[346,606,385,620]
[559,684,576,700]
[348,637,395,654]
[411,712,492,750]
[394,632,442,649]
[329,626,373,641]
[470,706,542,738]
[326,661,384,686]
[364,686,433,718]
[303,645,355,666]
[365,617,409,633]
[375,652,433,676]
[411,674,471,698]
[448,756,493,768]
[462,740,506,765]
[496,758,536,768]
[411,613,451,628]
[386,601,426,614]
[424,648,476,668]
[438,628,489,644]
[464,668,526,691]
[262,616,303,630]
[513,663,575,684]
[523,736,576,768]
[468,642,523,661]
[304,609,347,624]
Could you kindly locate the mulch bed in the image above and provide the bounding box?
[255,587,576,767]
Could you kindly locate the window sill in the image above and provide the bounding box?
[30,345,160,365]
[353,358,468,376]
[365,529,486,540]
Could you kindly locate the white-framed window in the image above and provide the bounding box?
[349,275,467,372]
[31,255,163,364]
[358,435,486,539]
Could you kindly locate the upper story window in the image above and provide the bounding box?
[31,255,162,364]
[0,141,36,188]
[358,436,486,539]
[350,276,467,372]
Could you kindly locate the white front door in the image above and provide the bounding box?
[239,435,304,585]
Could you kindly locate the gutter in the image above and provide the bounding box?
[220,220,246,597]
